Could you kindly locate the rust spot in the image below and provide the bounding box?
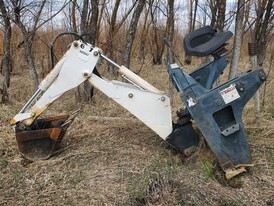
[224,167,247,180]
[15,111,78,161]
[10,118,16,125]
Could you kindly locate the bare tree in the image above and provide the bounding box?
[138,3,151,61]
[251,0,273,121]
[89,0,99,45]
[208,0,226,30]
[254,0,274,66]
[80,0,89,35]
[71,0,78,33]
[249,44,261,121]
[97,0,107,43]
[166,0,175,103]
[184,0,194,65]
[106,0,121,59]
[216,0,226,31]
[148,0,166,65]
[11,0,47,89]
[11,0,68,90]
[0,0,12,103]
[229,0,245,79]
[84,0,100,101]
[243,0,251,33]
[166,0,175,64]
[105,0,137,60]
[123,0,146,68]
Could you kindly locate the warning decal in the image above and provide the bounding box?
[220,84,240,104]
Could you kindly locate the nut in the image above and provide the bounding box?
[93,51,99,56]
[73,41,78,48]
[82,70,91,78]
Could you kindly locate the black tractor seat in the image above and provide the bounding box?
[184,26,233,57]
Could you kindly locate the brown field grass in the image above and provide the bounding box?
[0,50,274,205]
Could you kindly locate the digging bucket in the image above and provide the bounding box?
[14,110,79,161]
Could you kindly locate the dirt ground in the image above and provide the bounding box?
[0,60,274,205]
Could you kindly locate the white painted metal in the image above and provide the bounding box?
[11,112,33,125]
[39,55,66,91]
[30,43,100,121]
[118,66,163,94]
[100,54,163,94]
[88,74,173,139]
[11,57,66,124]
[12,41,173,140]
[16,49,67,115]
[11,41,100,125]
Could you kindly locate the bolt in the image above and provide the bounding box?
[128,93,133,98]
[258,71,266,81]
[93,51,99,56]
[236,83,244,92]
[161,96,165,101]
[73,41,78,48]
[215,99,222,106]
[82,70,91,78]
[195,76,201,82]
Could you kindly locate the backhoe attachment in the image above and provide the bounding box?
[11,26,266,179]
[11,40,172,161]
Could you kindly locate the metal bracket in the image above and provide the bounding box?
[167,62,266,176]
[221,123,239,136]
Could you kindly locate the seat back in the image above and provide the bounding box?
[184,26,233,57]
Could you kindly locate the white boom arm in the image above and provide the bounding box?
[11,40,172,140]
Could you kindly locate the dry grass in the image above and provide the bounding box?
[0,55,274,205]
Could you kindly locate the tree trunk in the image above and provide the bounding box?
[252,0,274,121]
[123,0,146,68]
[24,35,39,89]
[216,0,226,31]
[89,0,99,45]
[97,0,107,43]
[83,0,99,102]
[188,0,193,31]
[166,0,175,64]
[209,0,226,31]
[209,0,217,28]
[12,0,47,90]
[107,0,121,59]
[254,0,273,65]
[10,0,67,90]
[250,55,261,121]
[166,0,175,103]
[149,0,165,65]
[185,0,194,65]
[71,0,78,33]
[228,0,245,79]
[105,0,136,68]
[243,0,251,33]
[138,5,150,63]
[80,0,89,36]
[0,0,12,103]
